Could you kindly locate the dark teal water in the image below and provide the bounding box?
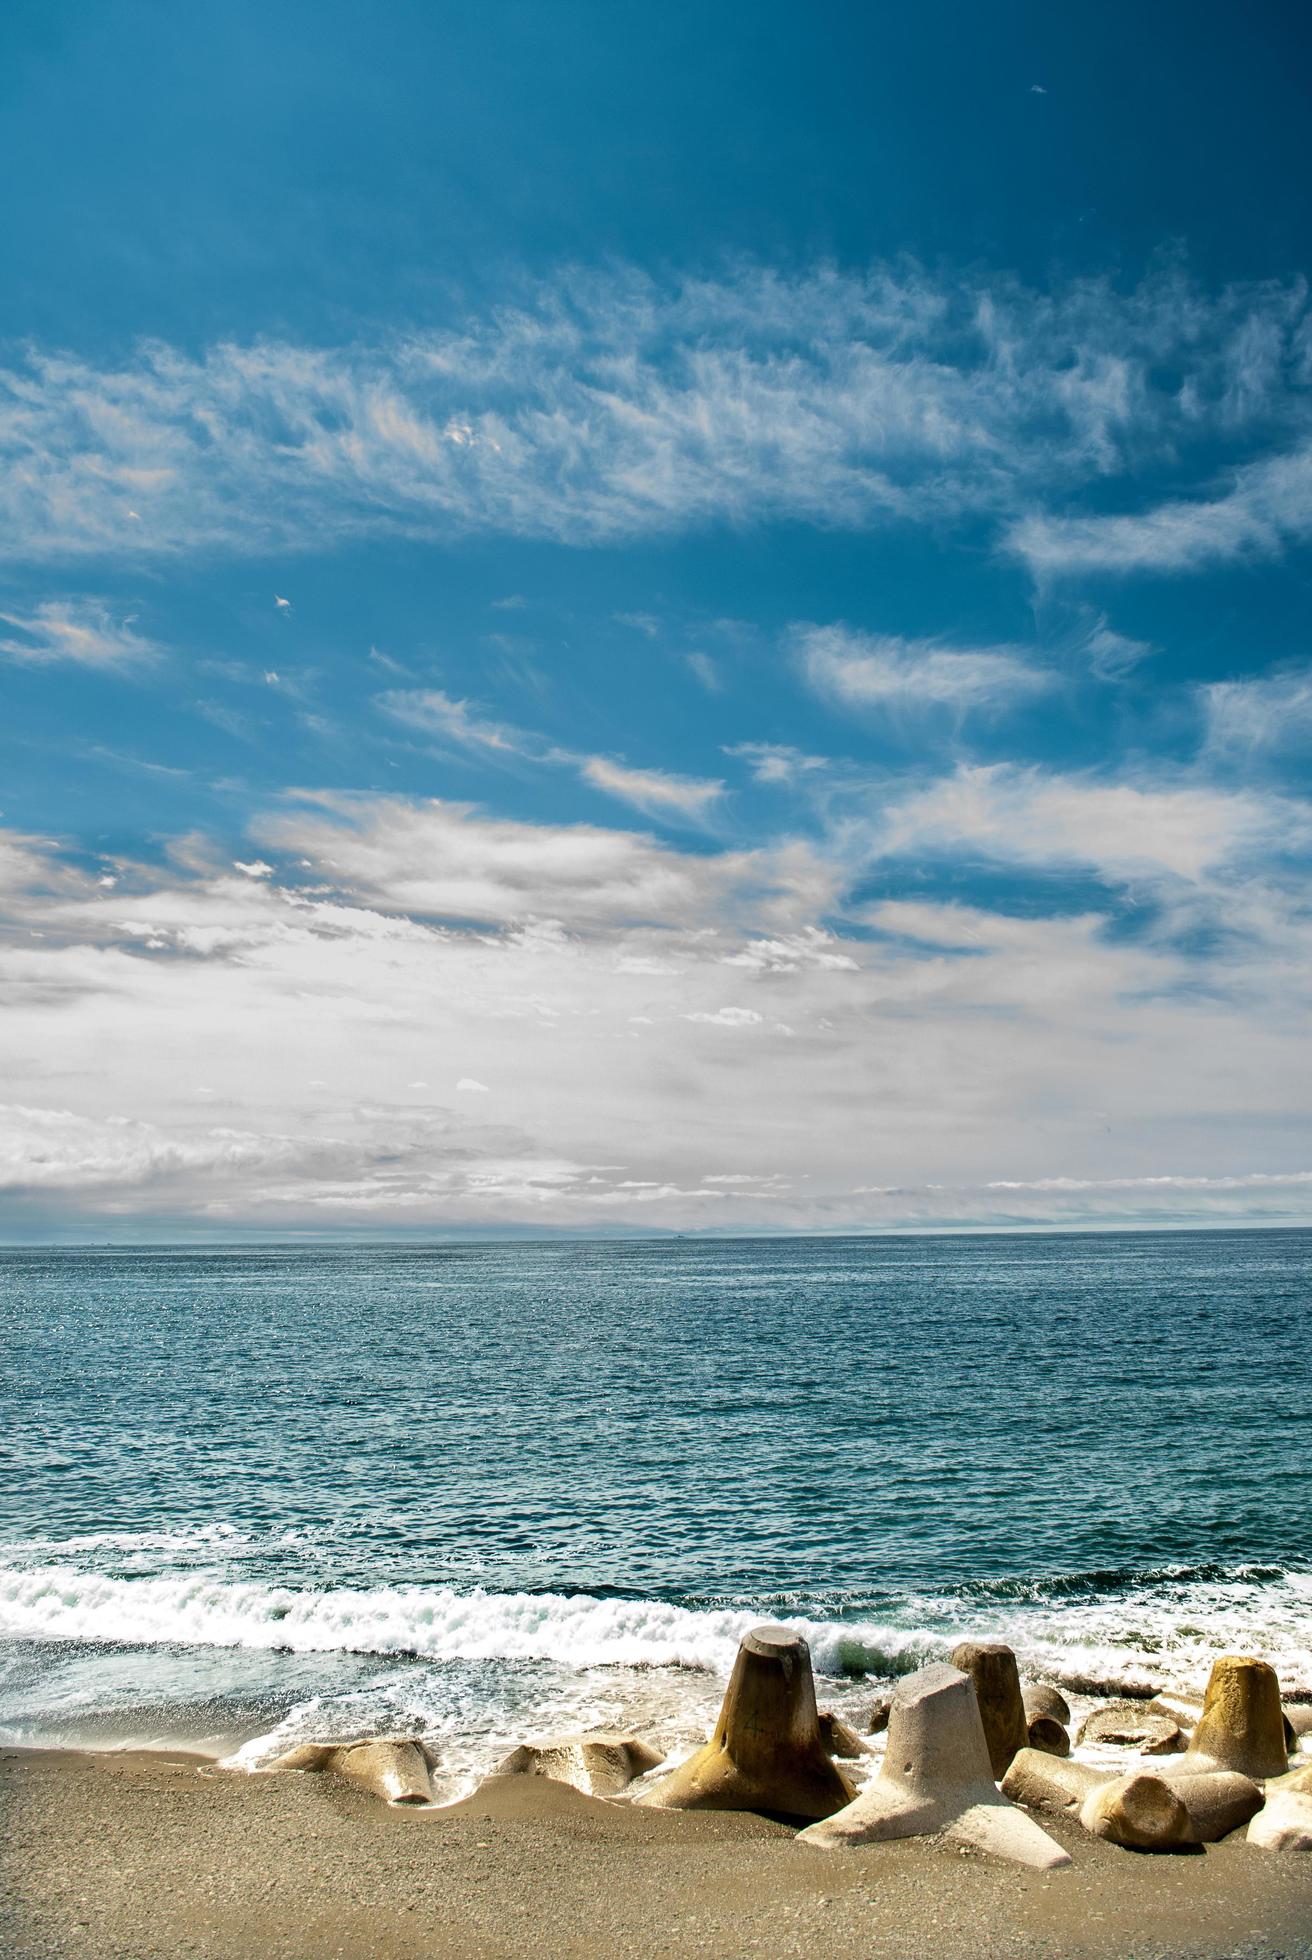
[2,1231,1309,1782]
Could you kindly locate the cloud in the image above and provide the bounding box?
[1009,439,1312,578]
[376,687,529,755]
[1082,614,1154,679]
[377,687,725,824]
[987,1170,1312,1193]
[0,1103,356,1192]
[721,929,858,973]
[456,1077,490,1093]
[3,263,1309,562]
[0,788,1309,1233]
[579,756,724,820]
[685,652,721,692]
[254,792,832,929]
[0,598,156,667]
[1202,667,1312,757]
[726,742,832,786]
[798,624,1051,715]
[876,763,1305,882]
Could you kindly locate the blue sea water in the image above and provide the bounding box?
[1,1231,1309,1790]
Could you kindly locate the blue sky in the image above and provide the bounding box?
[2,0,1311,1235]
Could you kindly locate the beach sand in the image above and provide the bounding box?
[1,1747,1310,1960]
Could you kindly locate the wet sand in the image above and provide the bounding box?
[1,1747,1310,1960]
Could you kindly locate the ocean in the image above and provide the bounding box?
[2,1231,1309,1797]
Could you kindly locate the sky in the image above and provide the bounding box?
[2,0,1311,1238]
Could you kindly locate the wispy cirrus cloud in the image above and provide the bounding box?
[3,263,1309,564]
[1009,438,1312,578]
[1201,665,1312,757]
[798,623,1051,715]
[578,756,724,820]
[376,686,530,755]
[376,685,724,824]
[726,742,832,786]
[0,597,157,666]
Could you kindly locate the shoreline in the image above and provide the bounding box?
[3,1745,1310,1959]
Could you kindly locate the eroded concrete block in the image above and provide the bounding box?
[798,1663,1069,1869]
[493,1732,664,1797]
[639,1625,855,1820]
[1182,1656,1289,1781]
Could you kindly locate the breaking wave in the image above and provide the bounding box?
[1,1558,1309,1696]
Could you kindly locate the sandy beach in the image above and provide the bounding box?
[1,1747,1309,1960]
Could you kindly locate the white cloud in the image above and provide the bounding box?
[0,1103,363,1192]
[3,264,1308,561]
[0,772,1309,1234]
[1202,667,1312,756]
[721,929,858,973]
[376,688,724,825]
[376,687,528,754]
[456,1077,490,1093]
[579,756,724,820]
[876,763,1305,883]
[0,598,156,667]
[799,624,1051,714]
[726,742,832,786]
[254,792,835,929]
[1010,439,1312,578]
[1083,615,1154,679]
[987,1170,1312,1193]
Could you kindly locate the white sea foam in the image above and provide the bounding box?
[0,1563,769,1670]
[0,1558,1308,1697]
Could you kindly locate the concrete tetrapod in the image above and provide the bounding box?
[1077,1705,1185,1755]
[1269,1763,1312,1797]
[265,1738,436,1804]
[1001,1747,1110,1822]
[1247,1792,1312,1851]
[638,1625,856,1820]
[1165,1770,1264,1842]
[950,1642,1030,1778]
[1149,1691,1202,1733]
[817,1712,872,1760]
[1003,1748,1261,1846]
[1079,1773,1193,1851]
[1022,1684,1071,1725]
[1181,1656,1290,1780]
[798,1663,1070,1868]
[493,1732,664,1797]
[1021,1683,1071,1757]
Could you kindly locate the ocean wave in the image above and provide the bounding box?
[0,1558,1309,1695]
[0,1565,786,1671]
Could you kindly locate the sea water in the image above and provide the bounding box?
[2,1232,1309,1795]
